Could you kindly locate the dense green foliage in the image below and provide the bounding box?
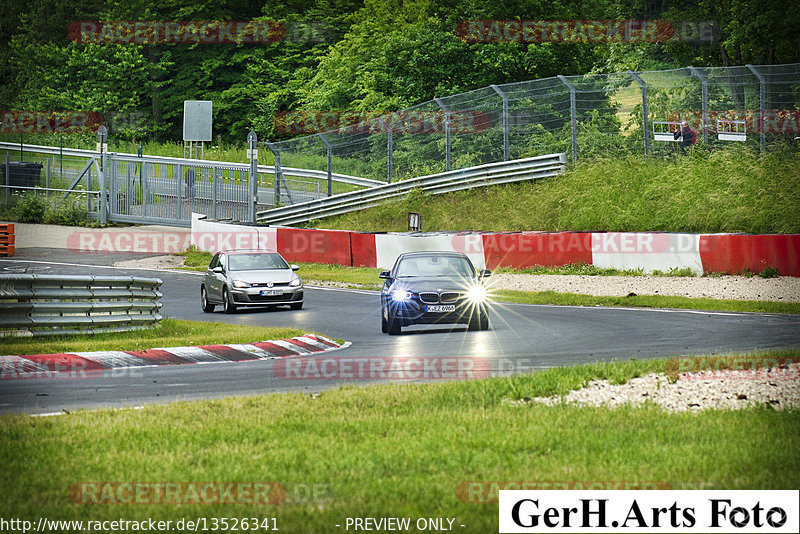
[317,145,800,233]
[2,0,797,146]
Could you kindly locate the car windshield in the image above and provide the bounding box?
[395,256,475,278]
[227,253,289,271]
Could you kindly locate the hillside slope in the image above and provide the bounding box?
[312,146,800,234]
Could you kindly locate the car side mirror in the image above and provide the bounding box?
[481,269,492,278]
[291,264,300,271]
[212,266,223,273]
[378,271,391,280]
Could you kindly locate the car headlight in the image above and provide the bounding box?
[289,276,302,287]
[232,280,251,288]
[466,285,488,303]
[391,288,412,302]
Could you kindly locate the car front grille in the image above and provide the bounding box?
[248,294,290,302]
[250,282,290,287]
[440,292,460,303]
[418,292,439,304]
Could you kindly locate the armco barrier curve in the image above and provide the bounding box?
[0,274,163,336]
[256,153,567,226]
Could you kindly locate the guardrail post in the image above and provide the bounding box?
[265,142,282,206]
[96,126,108,223]
[627,70,650,156]
[557,75,578,163]
[247,131,258,222]
[177,163,183,221]
[99,155,108,224]
[746,64,767,153]
[87,163,92,214]
[688,66,709,144]
[4,153,8,205]
[46,158,51,197]
[211,166,218,219]
[434,97,451,171]
[318,133,333,196]
[490,85,509,161]
[377,117,393,183]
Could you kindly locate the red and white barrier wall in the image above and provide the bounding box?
[190,215,799,276]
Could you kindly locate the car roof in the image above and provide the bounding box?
[397,251,469,259]
[220,250,280,255]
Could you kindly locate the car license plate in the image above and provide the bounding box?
[426,304,455,313]
[260,289,283,296]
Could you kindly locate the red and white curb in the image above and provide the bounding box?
[0,334,347,378]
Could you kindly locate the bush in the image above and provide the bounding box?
[4,192,89,225]
[43,199,89,226]
[13,193,47,222]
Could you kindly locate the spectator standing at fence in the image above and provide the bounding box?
[673,120,697,154]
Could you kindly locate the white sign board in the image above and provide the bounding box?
[183,100,212,142]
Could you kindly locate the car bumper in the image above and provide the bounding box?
[231,287,304,306]
[385,298,486,326]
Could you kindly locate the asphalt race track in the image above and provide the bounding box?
[2,248,799,414]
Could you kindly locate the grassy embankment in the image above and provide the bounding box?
[314,147,800,234]
[1,351,798,533]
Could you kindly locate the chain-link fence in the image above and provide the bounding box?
[265,63,800,182]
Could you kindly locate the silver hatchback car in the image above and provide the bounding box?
[201,250,304,313]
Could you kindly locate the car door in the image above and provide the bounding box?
[207,253,225,301]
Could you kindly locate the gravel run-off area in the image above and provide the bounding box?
[491,273,800,302]
[514,364,800,412]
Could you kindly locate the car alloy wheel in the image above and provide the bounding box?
[201,286,215,313]
[223,287,237,314]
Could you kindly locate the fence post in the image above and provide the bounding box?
[746,64,767,153]
[557,75,578,164]
[265,142,282,206]
[46,158,51,197]
[96,126,108,224]
[176,163,182,221]
[627,70,650,156]
[247,131,258,222]
[490,85,509,161]
[434,97,451,171]
[688,66,709,144]
[377,117,393,183]
[318,133,333,196]
[4,153,9,205]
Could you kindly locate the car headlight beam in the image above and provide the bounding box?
[289,276,302,287]
[466,285,488,303]
[232,280,251,288]
[391,288,412,302]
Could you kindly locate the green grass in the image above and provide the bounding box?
[1,351,798,533]
[316,147,800,234]
[0,318,303,356]
[492,289,800,314]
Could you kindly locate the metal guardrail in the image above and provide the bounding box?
[0,274,163,336]
[0,142,383,188]
[257,153,567,226]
